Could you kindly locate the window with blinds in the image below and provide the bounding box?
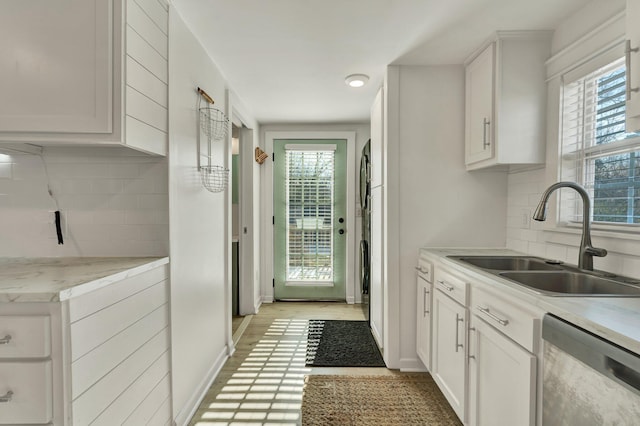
[560,57,640,225]
[284,148,335,282]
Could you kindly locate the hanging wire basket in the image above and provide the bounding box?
[200,165,229,193]
[199,107,229,141]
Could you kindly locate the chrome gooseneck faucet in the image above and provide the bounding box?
[533,181,607,270]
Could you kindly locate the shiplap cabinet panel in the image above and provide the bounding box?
[0,0,169,156]
[122,374,171,425]
[71,305,169,398]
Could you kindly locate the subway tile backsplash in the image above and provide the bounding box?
[506,167,640,279]
[0,147,169,257]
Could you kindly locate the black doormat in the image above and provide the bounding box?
[306,320,386,367]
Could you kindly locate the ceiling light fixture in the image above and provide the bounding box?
[345,74,369,88]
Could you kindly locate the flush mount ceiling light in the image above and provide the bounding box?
[345,74,369,88]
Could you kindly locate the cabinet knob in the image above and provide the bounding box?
[0,390,13,403]
[0,335,11,345]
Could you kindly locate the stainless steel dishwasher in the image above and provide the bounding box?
[542,314,640,425]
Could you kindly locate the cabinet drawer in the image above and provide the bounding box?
[471,286,542,352]
[416,257,433,283]
[0,361,52,424]
[434,267,468,305]
[0,316,50,359]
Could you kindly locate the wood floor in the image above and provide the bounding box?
[188,302,395,425]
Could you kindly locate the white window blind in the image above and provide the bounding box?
[284,148,335,283]
[560,57,640,225]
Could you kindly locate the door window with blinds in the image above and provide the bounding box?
[560,56,640,225]
[284,145,335,284]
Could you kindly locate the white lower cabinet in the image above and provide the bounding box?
[468,316,537,426]
[420,253,543,426]
[432,285,467,421]
[0,262,171,425]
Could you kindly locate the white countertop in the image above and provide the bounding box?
[420,247,640,354]
[0,257,169,302]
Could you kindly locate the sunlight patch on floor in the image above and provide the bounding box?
[192,319,311,426]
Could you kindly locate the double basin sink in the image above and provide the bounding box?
[448,255,640,297]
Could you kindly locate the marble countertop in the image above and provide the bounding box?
[0,257,169,302]
[420,247,640,354]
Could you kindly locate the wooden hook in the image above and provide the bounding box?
[197,87,215,104]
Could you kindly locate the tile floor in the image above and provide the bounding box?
[188,302,395,425]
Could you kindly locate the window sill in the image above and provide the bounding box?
[541,223,640,256]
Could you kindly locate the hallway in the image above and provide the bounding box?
[188,302,393,425]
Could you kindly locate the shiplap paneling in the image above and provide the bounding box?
[148,396,173,426]
[68,266,167,323]
[126,87,168,132]
[89,351,170,426]
[71,330,169,425]
[71,305,168,398]
[126,56,168,107]
[70,281,167,361]
[127,0,167,58]
[125,116,168,156]
[126,28,168,83]
[122,373,171,425]
[133,0,168,35]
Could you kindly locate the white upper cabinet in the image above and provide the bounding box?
[626,0,640,132]
[464,31,551,170]
[0,0,168,156]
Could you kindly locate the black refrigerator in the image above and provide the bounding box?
[359,140,371,322]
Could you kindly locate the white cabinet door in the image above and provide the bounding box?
[0,361,53,424]
[416,274,432,370]
[465,43,495,165]
[370,87,384,187]
[468,317,536,426]
[432,289,466,422]
[627,0,640,132]
[0,0,113,134]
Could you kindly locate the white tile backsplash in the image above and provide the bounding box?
[0,147,169,257]
[507,167,640,279]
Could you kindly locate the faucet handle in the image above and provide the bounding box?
[586,247,608,257]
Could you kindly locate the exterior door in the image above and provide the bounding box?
[273,139,347,300]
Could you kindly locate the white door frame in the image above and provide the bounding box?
[263,131,356,303]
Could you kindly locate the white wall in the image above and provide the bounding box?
[168,9,233,425]
[386,65,508,369]
[0,147,168,257]
[505,0,640,278]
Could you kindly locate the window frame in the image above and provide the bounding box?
[558,56,640,230]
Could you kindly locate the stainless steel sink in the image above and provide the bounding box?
[452,256,561,271]
[499,271,640,296]
[446,255,640,297]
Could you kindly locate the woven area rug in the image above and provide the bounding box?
[302,374,462,425]
[306,320,385,367]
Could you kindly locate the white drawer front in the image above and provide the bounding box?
[0,361,52,424]
[416,258,433,283]
[472,286,542,352]
[434,267,468,305]
[0,316,50,359]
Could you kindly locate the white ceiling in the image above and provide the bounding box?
[172,0,592,124]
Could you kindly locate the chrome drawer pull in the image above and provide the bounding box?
[0,335,11,345]
[455,314,464,353]
[477,306,509,326]
[423,287,430,316]
[437,280,454,292]
[0,391,13,403]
